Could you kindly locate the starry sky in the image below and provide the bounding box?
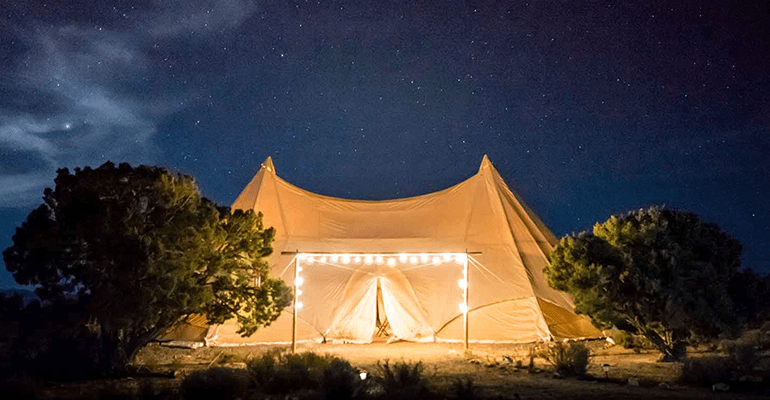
[1,1,769,288]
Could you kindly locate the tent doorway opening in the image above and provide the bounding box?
[373,278,392,341]
[292,252,470,344]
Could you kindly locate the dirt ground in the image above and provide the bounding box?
[127,340,767,399]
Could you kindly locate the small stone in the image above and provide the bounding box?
[712,382,730,392]
[658,382,671,389]
[627,377,639,386]
[552,372,563,379]
[738,375,763,383]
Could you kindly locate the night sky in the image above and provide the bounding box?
[1,1,769,288]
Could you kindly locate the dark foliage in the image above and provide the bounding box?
[180,368,249,400]
[546,207,747,361]
[2,162,292,377]
[375,360,431,400]
[541,342,592,378]
[247,350,365,398]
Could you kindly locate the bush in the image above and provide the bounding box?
[375,360,430,399]
[216,353,241,365]
[678,342,767,387]
[542,342,592,378]
[321,358,367,399]
[448,377,477,400]
[725,342,761,374]
[247,350,357,396]
[180,367,248,400]
[677,357,733,387]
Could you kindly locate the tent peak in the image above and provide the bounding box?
[478,154,494,173]
[262,156,276,174]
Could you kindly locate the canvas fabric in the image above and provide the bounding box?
[198,156,600,345]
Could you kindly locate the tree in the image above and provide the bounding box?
[544,206,744,361]
[3,162,292,375]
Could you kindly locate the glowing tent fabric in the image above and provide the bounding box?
[203,156,600,345]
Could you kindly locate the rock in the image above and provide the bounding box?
[738,375,764,383]
[552,372,563,379]
[712,382,730,392]
[627,377,639,386]
[658,382,671,389]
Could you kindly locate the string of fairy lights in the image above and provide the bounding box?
[292,253,470,315]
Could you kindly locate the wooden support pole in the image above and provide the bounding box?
[292,256,299,353]
[463,252,469,350]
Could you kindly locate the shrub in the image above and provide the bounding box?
[678,342,767,387]
[725,342,761,374]
[449,377,477,400]
[542,342,592,378]
[180,367,248,400]
[677,357,733,387]
[375,360,430,400]
[611,329,631,348]
[216,352,240,365]
[321,358,367,399]
[247,350,352,395]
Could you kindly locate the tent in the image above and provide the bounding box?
[187,155,599,346]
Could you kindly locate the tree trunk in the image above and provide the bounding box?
[98,332,130,376]
[641,328,686,362]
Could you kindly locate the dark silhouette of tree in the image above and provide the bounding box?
[3,162,292,376]
[545,207,745,361]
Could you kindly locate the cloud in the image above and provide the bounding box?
[0,25,157,207]
[145,0,257,38]
[0,1,258,208]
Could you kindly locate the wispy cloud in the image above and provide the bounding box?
[0,1,258,208]
[145,0,257,37]
[0,25,156,207]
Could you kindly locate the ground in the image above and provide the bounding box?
[120,340,765,399]
[18,340,766,399]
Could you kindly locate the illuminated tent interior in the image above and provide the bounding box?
[160,155,600,345]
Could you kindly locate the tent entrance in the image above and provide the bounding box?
[373,278,392,341]
[293,252,470,344]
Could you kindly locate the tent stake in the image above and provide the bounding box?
[292,255,299,353]
[463,252,469,350]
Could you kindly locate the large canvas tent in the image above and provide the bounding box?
[163,156,600,346]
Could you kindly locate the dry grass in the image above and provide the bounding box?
[27,341,768,399]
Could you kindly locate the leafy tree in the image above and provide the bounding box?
[3,162,292,375]
[545,207,744,361]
